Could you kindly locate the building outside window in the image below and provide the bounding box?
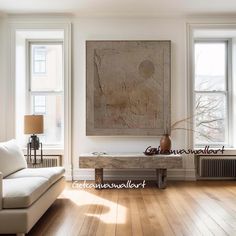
[33,95,46,114]
[33,46,47,75]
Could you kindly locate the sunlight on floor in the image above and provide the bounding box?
[60,187,127,224]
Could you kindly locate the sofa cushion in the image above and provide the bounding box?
[0,139,27,178]
[2,177,49,209]
[6,167,65,185]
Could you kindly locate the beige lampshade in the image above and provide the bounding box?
[24,115,44,134]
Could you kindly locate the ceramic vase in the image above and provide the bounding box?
[160,134,171,154]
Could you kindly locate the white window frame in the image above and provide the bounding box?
[26,39,64,148]
[9,22,71,180]
[193,38,232,148]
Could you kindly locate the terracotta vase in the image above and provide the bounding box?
[160,134,171,154]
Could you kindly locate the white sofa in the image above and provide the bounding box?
[0,139,65,235]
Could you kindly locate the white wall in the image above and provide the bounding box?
[15,31,27,147]
[72,17,193,180]
[0,18,7,142]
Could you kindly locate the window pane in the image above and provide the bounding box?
[34,96,46,114]
[34,95,46,106]
[33,47,46,74]
[195,93,226,144]
[34,47,46,61]
[31,43,63,91]
[35,94,64,145]
[34,62,40,73]
[34,61,46,74]
[195,43,226,91]
[35,106,46,113]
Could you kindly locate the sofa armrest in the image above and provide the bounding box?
[0,172,2,210]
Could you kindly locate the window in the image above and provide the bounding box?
[194,40,231,146]
[29,42,64,146]
[33,95,46,114]
[33,46,47,74]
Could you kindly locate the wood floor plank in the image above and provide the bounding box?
[142,193,174,236]
[96,189,118,236]
[65,187,103,235]
[183,182,233,235]
[167,183,214,235]
[129,197,143,236]
[179,184,227,236]
[153,190,189,236]
[116,196,133,236]
[79,189,105,236]
[201,185,236,232]
[135,196,157,236]
[163,186,203,236]
[204,182,236,219]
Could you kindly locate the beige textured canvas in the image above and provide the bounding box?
[86,40,171,136]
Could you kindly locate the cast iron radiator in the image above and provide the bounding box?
[25,155,61,168]
[196,156,236,178]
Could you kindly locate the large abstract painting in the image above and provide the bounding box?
[86,41,171,136]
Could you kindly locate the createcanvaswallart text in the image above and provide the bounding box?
[148,145,225,155]
[72,180,146,189]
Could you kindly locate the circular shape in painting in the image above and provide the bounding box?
[138,60,155,79]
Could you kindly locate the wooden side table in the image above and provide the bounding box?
[79,153,182,189]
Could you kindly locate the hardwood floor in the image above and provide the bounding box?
[27,181,236,236]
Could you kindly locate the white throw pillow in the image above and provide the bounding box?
[0,139,27,177]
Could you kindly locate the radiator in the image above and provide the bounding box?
[197,156,236,178]
[27,155,61,168]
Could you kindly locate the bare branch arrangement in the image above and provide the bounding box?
[171,93,224,143]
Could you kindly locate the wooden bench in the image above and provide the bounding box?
[79,153,183,189]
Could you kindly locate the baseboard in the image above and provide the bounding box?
[69,168,196,181]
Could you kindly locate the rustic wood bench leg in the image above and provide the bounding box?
[95,168,103,189]
[156,169,167,189]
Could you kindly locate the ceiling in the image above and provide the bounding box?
[0,0,236,17]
